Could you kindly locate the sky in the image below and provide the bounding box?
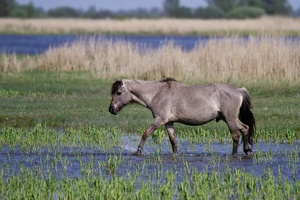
[16,0,300,11]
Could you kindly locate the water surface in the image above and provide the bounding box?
[0,35,210,55]
[1,135,299,183]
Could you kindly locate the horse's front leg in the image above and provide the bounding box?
[165,123,178,154]
[136,119,163,155]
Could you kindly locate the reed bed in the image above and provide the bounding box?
[1,36,299,85]
[1,17,300,35]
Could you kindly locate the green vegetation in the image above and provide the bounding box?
[226,6,265,19]
[0,124,299,199]
[1,159,299,199]
[0,71,299,139]
[0,73,99,128]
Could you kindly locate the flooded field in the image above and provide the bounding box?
[1,134,299,182]
[0,125,299,199]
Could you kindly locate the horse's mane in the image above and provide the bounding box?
[111,78,177,95]
[111,80,123,95]
[160,78,177,82]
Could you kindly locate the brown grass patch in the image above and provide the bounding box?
[1,17,300,35]
[1,36,299,85]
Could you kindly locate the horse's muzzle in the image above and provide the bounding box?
[109,106,117,115]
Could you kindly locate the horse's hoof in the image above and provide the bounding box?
[134,147,143,156]
[245,150,253,156]
[134,151,142,156]
[232,153,238,158]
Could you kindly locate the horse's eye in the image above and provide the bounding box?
[116,92,122,95]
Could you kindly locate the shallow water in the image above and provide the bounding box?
[0,135,299,182]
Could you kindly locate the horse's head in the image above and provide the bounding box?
[109,80,131,115]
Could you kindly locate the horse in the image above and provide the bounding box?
[109,78,255,156]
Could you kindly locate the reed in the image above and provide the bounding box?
[1,17,300,35]
[1,36,299,85]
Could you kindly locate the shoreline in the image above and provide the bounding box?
[1,17,300,36]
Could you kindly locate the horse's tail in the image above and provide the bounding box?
[238,88,256,145]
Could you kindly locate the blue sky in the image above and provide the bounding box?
[17,0,300,11]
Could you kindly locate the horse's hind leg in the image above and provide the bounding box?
[236,120,252,155]
[226,120,240,156]
[165,123,177,154]
[227,118,252,156]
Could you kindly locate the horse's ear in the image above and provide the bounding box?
[121,80,126,87]
[111,79,124,95]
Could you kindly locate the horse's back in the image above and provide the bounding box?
[213,83,243,102]
[181,82,241,112]
[168,83,221,125]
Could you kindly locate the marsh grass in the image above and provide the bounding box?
[0,125,299,199]
[0,124,121,152]
[1,17,300,35]
[99,154,124,175]
[1,166,298,199]
[1,36,299,85]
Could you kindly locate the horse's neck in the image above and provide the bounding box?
[127,80,160,108]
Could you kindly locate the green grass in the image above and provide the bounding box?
[2,168,299,199]
[1,71,299,142]
[0,71,111,128]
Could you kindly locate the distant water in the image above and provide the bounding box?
[0,35,298,55]
[0,35,211,55]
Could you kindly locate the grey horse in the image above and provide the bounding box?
[109,78,255,156]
